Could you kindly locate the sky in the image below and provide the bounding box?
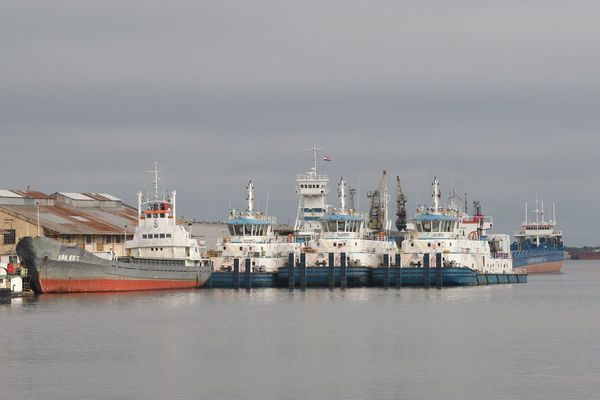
[1,1,599,245]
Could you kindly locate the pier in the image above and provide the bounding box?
[206,252,527,289]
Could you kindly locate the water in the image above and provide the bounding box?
[1,260,599,400]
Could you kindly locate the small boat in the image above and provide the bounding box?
[16,163,211,293]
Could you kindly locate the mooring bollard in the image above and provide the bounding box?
[233,258,240,290]
[288,253,295,289]
[423,253,430,289]
[395,253,402,288]
[328,252,335,289]
[300,252,307,290]
[340,252,347,289]
[435,253,443,289]
[245,258,252,290]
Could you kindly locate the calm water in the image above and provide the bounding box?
[1,260,599,400]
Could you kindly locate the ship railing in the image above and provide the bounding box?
[297,174,328,181]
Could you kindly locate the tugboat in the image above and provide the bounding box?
[305,176,396,268]
[208,181,299,288]
[281,149,397,287]
[16,163,212,293]
[511,200,564,273]
[373,177,526,286]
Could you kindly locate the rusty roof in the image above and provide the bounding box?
[0,202,138,235]
[6,190,52,199]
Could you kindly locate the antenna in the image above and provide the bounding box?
[306,145,323,176]
[146,161,165,201]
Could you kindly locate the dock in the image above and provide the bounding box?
[205,252,527,289]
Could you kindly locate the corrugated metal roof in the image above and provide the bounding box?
[83,193,121,201]
[58,192,94,201]
[9,190,51,199]
[98,193,122,201]
[0,190,23,198]
[0,202,138,235]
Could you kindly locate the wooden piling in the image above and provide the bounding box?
[395,254,402,288]
[245,258,252,289]
[435,253,443,289]
[423,253,430,289]
[288,253,295,289]
[233,258,240,290]
[300,253,307,290]
[340,252,347,289]
[328,252,335,289]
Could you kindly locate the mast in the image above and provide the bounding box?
[432,177,441,212]
[172,191,176,222]
[552,201,556,225]
[338,177,346,211]
[382,171,389,232]
[525,202,528,225]
[535,197,540,246]
[147,161,164,201]
[246,180,255,213]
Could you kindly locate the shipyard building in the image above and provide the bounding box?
[0,190,137,262]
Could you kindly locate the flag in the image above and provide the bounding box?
[323,155,332,162]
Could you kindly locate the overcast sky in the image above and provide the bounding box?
[1,1,599,245]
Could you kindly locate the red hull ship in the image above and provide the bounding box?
[16,163,212,293]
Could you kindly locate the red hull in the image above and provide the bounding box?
[521,261,563,274]
[39,278,203,293]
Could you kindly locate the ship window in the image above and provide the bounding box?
[86,234,93,243]
[160,234,165,238]
[432,220,440,232]
[427,243,431,247]
[423,222,431,232]
[166,234,171,238]
[160,213,165,218]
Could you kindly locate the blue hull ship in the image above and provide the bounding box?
[371,267,527,286]
[510,200,564,273]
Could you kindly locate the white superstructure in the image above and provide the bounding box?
[125,162,209,268]
[401,177,513,274]
[213,180,300,272]
[294,146,329,239]
[305,177,397,267]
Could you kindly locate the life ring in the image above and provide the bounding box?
[287,234,293,243]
